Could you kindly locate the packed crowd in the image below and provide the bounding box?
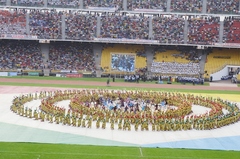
[84,0,122,9]
[48,42,96,71]
[127,0,167,11]
[2,9,240,44]
[223,16,240,43]
[207,0,240,14]
[29,10,62,39]
[100,13,149,39]
[151,61,200,75]
[11,0,44,7]
[0,10,27,35]
[152,15,185,44]
[0,41,43,70]
[65,12,97,40]
[171,0,203,13]
[188,16,220,45]
[1,0,240,14]
[0,40,96,71]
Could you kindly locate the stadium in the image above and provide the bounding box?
[0,0,240,158]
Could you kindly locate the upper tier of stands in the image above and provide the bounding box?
[0,0,239,15]
[188,16,220,45]
[152,15,185,44]
[1,10,240,47]
[223,16,240,44]
[2,10,240,45]
[0,10,26,35]
[100,13,149,39]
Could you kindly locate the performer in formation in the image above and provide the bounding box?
[10,89,240,131]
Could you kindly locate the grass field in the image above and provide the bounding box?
[0,77,240,159]
[0,142,240,159]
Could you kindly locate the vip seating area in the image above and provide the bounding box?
[1,0,240,15]
[204,49,240,78]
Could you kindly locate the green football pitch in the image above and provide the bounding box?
[0,142,240,159]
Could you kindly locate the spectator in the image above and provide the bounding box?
[153,15,185,44]
[100,13,149,39]
[171,0,202,13]
[207,0,239,14]
[127,0,167,11]
[223,16,240,43]
[0,40,43,70]
[29,9,62,39]
[48,42,96,71]
[84,0,123,10]
[0,9,27,35]
[65,12,97,40]
[11,0,44,7]
[188,16,220,45]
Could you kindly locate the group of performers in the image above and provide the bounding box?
[10,89,240,131]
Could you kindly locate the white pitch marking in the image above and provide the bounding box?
[139,147,143,157]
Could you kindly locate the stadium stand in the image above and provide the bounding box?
[65,12,97,40]
[84,0,123,9]
[100,13,149,39]
[48,42,95,72]
[152,15,185,43]
[11,0,44,7]
[188,16,220,45]
[204,49,240,76]
[0,10,27,35]
[0,1,240,81]
[127,0,167,11]
[170,0,203,13]
[207,0,240,14]
[0,0,238,15]
[29,10,62,39]
[223,16,240,43]
[0,40,42,70]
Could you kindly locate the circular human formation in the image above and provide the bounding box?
[10,89,240,131]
